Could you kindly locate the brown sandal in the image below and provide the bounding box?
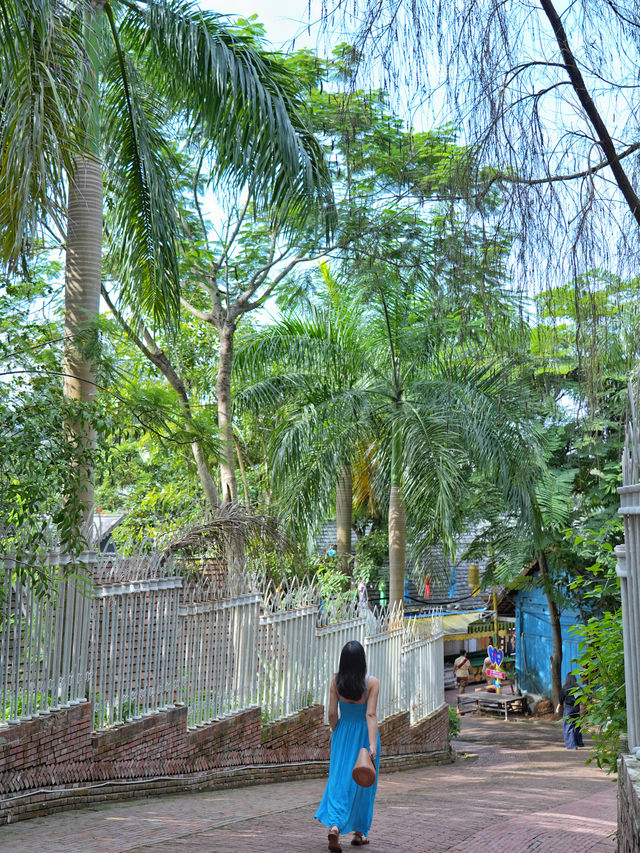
[351,833,369,846]
[328,826,342,852]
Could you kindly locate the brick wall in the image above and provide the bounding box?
[379,708,449,755]
[617,753,640,853]
[92,705,188,762]
[0,702,92,777]
[0,702,450,825]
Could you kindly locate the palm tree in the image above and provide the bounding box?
[1,0,333,524]
[236,267,539,607]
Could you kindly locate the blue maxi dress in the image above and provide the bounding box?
[315,678,381,836]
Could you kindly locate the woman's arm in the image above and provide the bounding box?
[365,677,380,760]
[328,675,339,731]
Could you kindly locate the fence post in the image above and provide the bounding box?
[618,489,640,751]
[619,376,640,752]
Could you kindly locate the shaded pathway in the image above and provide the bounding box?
[0,712,617,852]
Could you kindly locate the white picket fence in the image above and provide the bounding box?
[618,374,640,751]
[365,628,403,720]
[180,592,261,727]
[402,634,444,723]
[1,552,445,732]
[0,550,93,723]
[90,552,183,729]
[258,604,318,720]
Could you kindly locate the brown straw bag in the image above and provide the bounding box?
[352,747,376,787]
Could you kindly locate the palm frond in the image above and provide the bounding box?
[119,0,335,231]
[234,308,372,386]
[269,398,364,536]
[101,34,182,326]
[535,468,577,531]
[0,0,90,267]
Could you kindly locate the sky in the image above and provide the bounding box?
[204,0,448,135]
[211,1,328,51]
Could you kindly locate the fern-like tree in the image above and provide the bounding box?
[237,252,540,608]
[467,271,640,707]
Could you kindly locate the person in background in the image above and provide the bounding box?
[482,648,493,685]
[559,672,584,749]
[357,579,368,608]
[315,640,381,851]
[453,649,472,694]
[506,634,514,657]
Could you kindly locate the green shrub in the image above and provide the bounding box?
[448,704,461,739]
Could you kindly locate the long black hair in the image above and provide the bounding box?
[336,640,367,700]
[561,672,578,705]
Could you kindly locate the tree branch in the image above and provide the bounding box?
[193,149,209,250]
[180,295,217,324]
[236,244,344,315]
[213,196,251,277]
[482,141,640,191]
[101,285,190,405]
[539,0,640,227]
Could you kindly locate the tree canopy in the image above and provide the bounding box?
[326,1,640,291]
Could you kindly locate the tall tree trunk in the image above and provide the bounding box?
[539,550,563,711]
[62,2,104,531]
[388,418,405,609]
[191,440,221,510]
[336,465,352,575]
[233,434,250,507]
[261,435,272,508]
[63,156,103,527]
[217,322,237,503]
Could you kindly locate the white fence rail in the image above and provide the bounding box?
[181,593,261,728]
[258,605,317,721]
[402,633,444,724]
[619,375,640,751]
[365,629,403,720]
[91,576,183,729]
[2,551,445,732]
[0,552,93,724]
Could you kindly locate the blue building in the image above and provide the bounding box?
[515,586,584,696]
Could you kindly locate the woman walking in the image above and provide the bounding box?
[315,640,381,851]
[560,672,584,750]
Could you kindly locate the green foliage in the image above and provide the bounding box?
[565,522,622,617]
[566,524,624,773]
[448,704,461,739]
[571,609,625,774]
[253,549,308,586]
[354,528,389,584]
[0,264,110,566]
[316,555,351,598]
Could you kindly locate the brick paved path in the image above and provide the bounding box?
[0,712,617,853]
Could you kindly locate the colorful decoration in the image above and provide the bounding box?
[487,645,503,667]
[487,644,504,693]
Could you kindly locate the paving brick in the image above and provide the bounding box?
[0,712,617,853]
